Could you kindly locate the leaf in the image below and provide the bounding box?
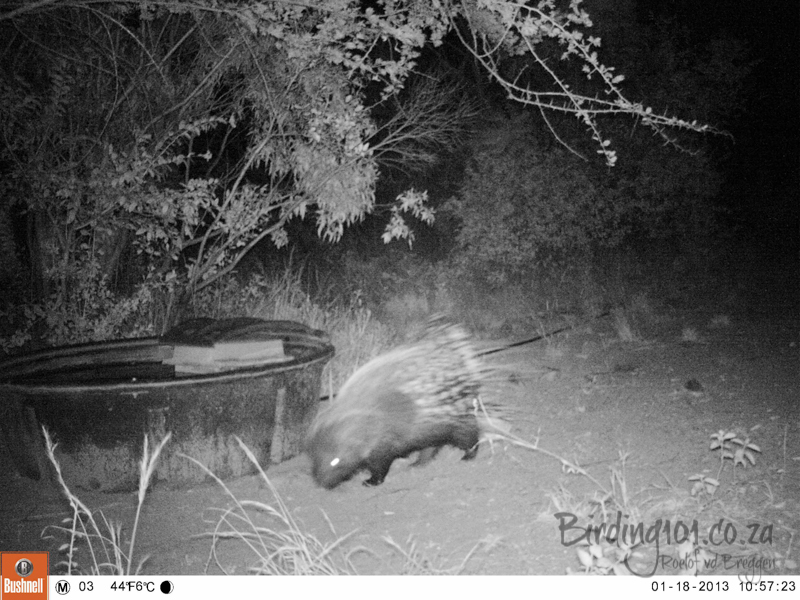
[576,548,593,568]
[612,563,631,576]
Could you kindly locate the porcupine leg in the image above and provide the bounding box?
[363,456,395,487]
[456,425,481,461]
[461,444,479,461]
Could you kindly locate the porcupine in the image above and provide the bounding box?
[306,318,492,489]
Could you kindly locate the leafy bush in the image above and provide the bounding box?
[444,123,623,286]
[0,258,157,353]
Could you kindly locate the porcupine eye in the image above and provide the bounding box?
[330,457,341,468]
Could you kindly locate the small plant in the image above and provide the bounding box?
[570,537,640,576]
[709,429,761,482]
[688,473,720,497]
[546,452,654,576]
[674,540,713,576]
[42,429,171,575]
[183,438,358,575]
[383,536,482,575]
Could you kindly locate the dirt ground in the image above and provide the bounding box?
[1,251,798,576]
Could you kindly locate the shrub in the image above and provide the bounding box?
[444,125,622,286]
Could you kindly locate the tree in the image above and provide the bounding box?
[0,0,724,334]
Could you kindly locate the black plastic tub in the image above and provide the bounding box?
[0,319,334,491]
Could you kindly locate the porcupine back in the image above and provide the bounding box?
[306,318,490,489]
